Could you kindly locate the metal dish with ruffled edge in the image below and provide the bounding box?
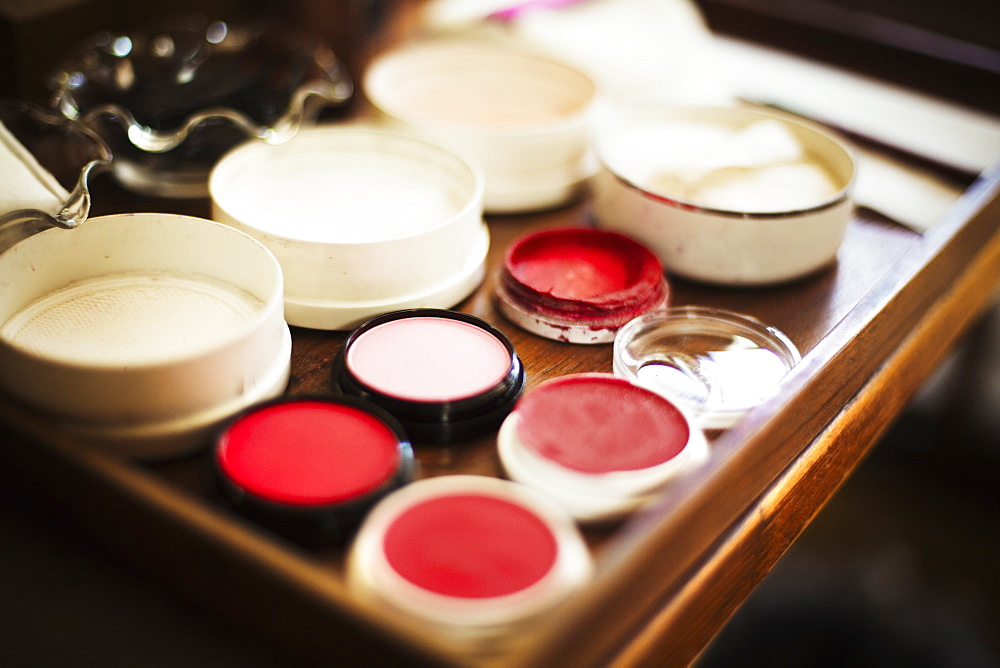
[0,99,112,255]
[48,17,354,198]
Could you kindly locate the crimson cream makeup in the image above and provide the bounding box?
[498,373,708,522]
[348,475,592,651]
[496,227,669,344]
[215,396,415,545]
[332,309,524,444]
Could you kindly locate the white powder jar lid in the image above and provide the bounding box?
[210,125,489,330]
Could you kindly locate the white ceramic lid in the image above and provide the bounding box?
[363,39,601,214]
[210,124,489,330]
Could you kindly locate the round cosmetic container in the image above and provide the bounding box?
[210,125,488,330]
[0,212,290,459]
[332,309,524,444]
[592,105,856,286]
[613,307,801,429]
[498,373,708,522]
[348,475,592,653]
[215,396,415,545]
[495,227,669,344]
[364,39,602,213]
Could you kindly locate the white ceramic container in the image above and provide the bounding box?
[497,373,708,522]
[210,125,489,330]
[348,475,592,655]
[613,307,801,429]
[592,105,857,286]
[0,213,291,459]
[363,39,602,213]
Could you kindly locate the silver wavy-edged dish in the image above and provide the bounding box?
[49,18,354,198]
[0,99,112,254]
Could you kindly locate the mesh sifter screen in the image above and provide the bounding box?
[1,271,264,366]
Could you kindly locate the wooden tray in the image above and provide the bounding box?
[3,165,998,665]
[2,4,999,664]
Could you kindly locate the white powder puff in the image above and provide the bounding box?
[645,119,839,212]
[691,162,839,212]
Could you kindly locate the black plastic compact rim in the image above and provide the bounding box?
[331,308,526,444]
[213,394,417,546]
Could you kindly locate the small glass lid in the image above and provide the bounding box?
[613,306,800,429]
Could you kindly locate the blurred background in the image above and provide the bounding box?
[697,304,1000,666]
[696,2,1000,663]
[2,0,997,664]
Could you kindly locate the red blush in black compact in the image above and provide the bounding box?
[215,396,415,545]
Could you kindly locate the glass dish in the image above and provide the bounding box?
[613,306,801,429]
[0,99,112,254]
[49,17,353,198]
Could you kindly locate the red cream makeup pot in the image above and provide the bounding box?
[496,227,669,343]
[214,396,416,546]
[498,373,708,523]
[348,475,592,651]
[331,309,525,444]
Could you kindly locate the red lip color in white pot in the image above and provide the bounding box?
[496,227,669,344]
[347,475,592,652]
[214,396,416,545]
[498,373,708,522]
[332,309,525,444]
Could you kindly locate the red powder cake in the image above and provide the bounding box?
[347,475,592,652]
[215,396,416,545]
[498,373,708,522]
[496,227,669,344]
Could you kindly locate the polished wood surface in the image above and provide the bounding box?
[2,166,996,667]
[1,2,998,665]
